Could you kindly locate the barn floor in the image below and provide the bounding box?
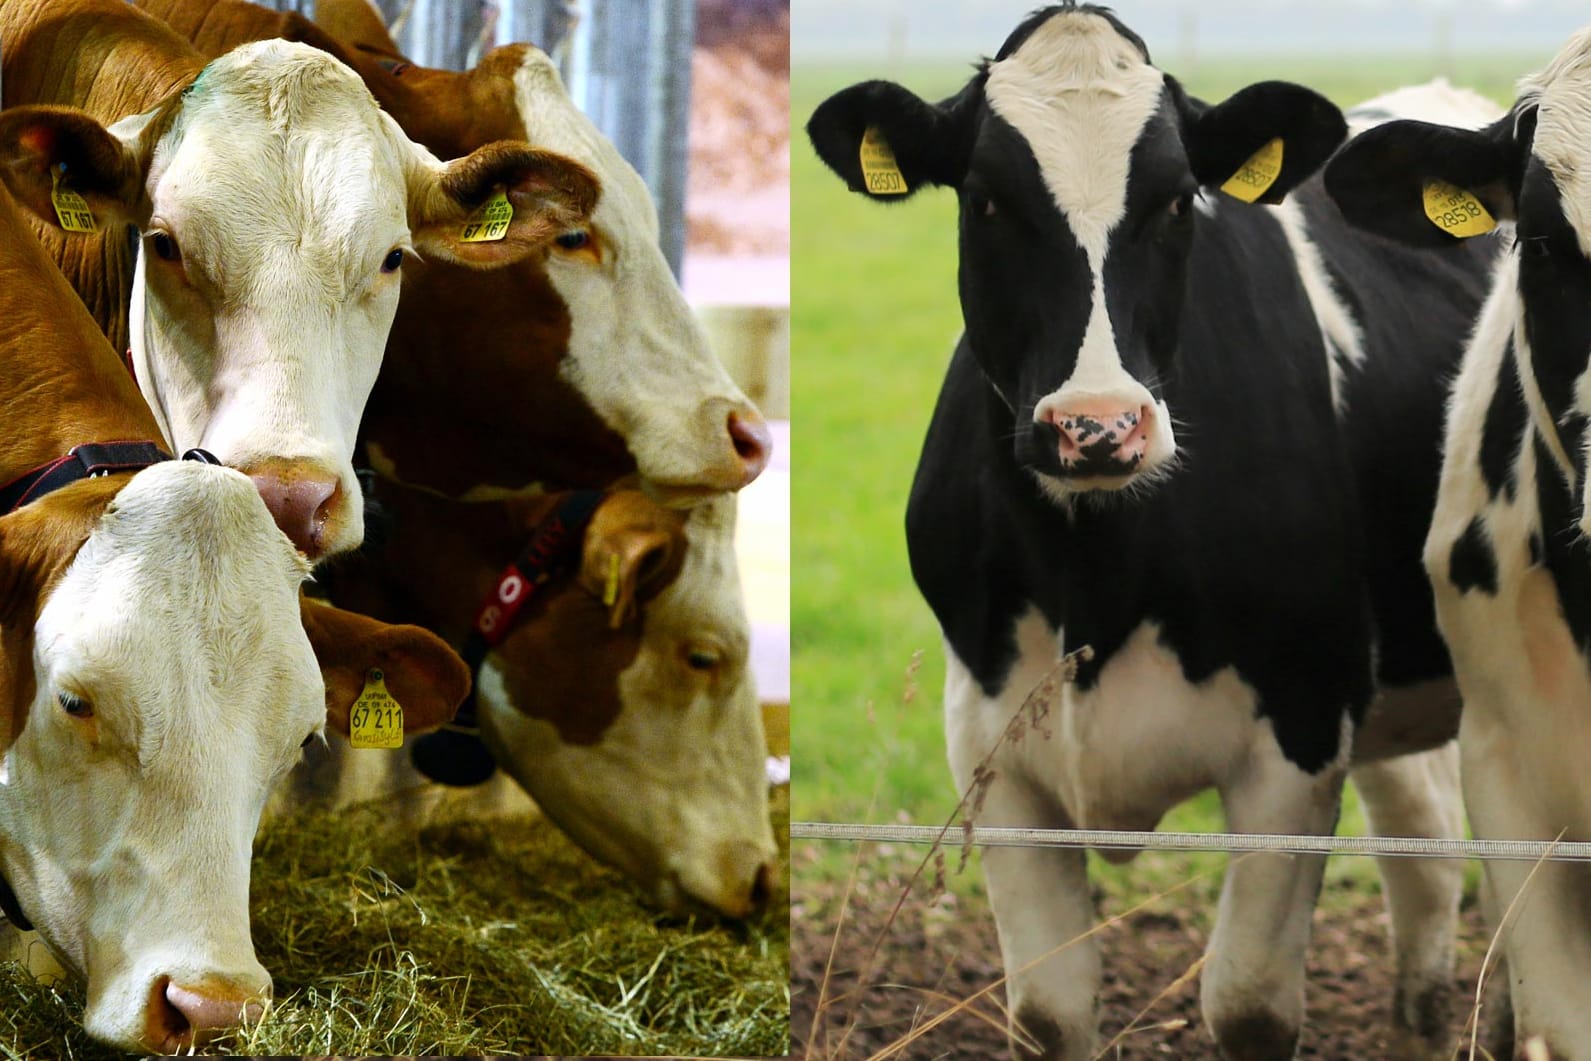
[0,787,789,1058]
[793,843,1511,1060]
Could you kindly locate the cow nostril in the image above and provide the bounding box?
[749,861,775,912]
[727,410,772,485]
[145,975,191,1051]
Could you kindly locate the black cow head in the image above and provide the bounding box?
[1326,32,1591,519]
[808,4,1344,501]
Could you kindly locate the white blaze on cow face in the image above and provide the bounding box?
[478,495,778,918]
[985,11,1177,496]
[512,49,771,504]
[0,462,325,1051]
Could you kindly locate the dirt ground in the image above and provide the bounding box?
[689,0,789,256]
[793,850,1514,1060]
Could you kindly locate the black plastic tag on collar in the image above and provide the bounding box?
[181,448,222,465]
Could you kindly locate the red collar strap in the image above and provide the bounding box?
[0,443,221,515]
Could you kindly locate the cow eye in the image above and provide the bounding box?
[300,731,317,748]
[555,230,590,251]
[1168,192,1194,218]
[151,232,181,262]
[686,649,719,672]
[381,248,405,273]
[57,692,92,719]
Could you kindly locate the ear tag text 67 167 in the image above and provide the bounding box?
[349,668,404,749]
[50,168,96,233]
[1220,138,1284,203]
[460,191,513,243]
[1422,180,1496,239]
[859,126,909,196]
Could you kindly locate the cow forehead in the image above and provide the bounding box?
[35,464,318,759]
[1523,27,1591,257]
[985,10,1167,259]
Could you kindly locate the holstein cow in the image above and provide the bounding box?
[302,482,779,918]
[137,0,772,502]
[0,179,468,1051]
[1327,27,1591,1055]
[0,0,600,558]
[808,7,1498,1058]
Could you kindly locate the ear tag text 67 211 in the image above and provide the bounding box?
[859,126,909,196]
[1220,138,1284,203]
[50,168,96,233]
[350,668,404,749]
[1422,180,1496,238]
[460,191,513,243]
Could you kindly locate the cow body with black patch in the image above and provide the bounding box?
[1327,27,1591,1056]
[809,7,1498,1058]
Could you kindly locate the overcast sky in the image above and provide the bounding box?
[794,1,1589,60]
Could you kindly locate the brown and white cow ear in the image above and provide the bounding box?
[0,104,163,231]
[577,493,687,630]
[408,140,599,267]
[298,596,471,738]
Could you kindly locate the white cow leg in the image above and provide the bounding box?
[1202,730,1346,1061]
[1476,870,1515,1060]
[1351,742,1464,1054]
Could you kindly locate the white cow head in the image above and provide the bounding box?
[0,39,599,559]
[0,462,468,1051]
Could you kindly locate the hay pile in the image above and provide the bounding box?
[0,789,789,1058]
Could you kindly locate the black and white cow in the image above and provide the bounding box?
[808,6,1500,1059]
[1327,27,1591,1056]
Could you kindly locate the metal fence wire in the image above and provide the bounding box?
[792,820,1591,864]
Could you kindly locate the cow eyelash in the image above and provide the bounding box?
[57,692,92,719]
[686,649,719,671]
[151,231,182,263]
[381,248,405,273]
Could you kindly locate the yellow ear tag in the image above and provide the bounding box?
[603,553,620,608]
[1422,179,1496,238]
[50,169,96,233]
[1220,138,1284,203]
[349,668,403,749]
[859,126,909,196]
[460,191,513,243]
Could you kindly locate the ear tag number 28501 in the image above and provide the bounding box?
[349,668,404,749]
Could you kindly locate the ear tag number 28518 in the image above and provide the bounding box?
[50,169,96,233]
[1423,180,1496,239]
[460,191,513,243]
[349,668,404,749]
[1220,138,1284,203]
[859,126,909,196]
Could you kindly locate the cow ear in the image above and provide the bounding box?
[576,493,686,630]
[299,596,471,738]
[0,105,156,230]
[408,138,600,266]
[807,79,968,199]
[1325,112,1524,248]
[1179,80,1346,205]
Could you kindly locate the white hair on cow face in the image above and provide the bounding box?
[1520,25,1591,261]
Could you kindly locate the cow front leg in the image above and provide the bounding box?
[1350,743,1464,1057]
[1203,731,1347,1061]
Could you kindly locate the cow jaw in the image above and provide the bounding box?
[0,462,322,1050]
[513,51,771,502]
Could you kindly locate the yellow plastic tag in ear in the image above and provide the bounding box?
[460,191,513,243]
[349,668,403,749]
[859,126,909,196]
[1220,138,1285,203]
[603,553,620,608]
[1422,180,1496,238]
[50,170,96,233]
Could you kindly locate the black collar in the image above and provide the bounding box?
[0,443,222,515]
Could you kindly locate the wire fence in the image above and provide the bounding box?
[792,820,1591,864]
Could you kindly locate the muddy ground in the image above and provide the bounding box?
[793,848,1515,1060]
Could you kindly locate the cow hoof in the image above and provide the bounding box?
[1389,980,1453,1058]
[1012,1002,1091,1061]
[1210,1010,1299,1061]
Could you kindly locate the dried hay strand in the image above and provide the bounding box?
[0,787,789,1058]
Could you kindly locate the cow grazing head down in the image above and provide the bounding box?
[808,4,1344,502]
[1326,29,1591,534]
[0,38,599,559]
[0,464,467,1051]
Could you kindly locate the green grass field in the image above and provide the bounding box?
[790,53,1541,899]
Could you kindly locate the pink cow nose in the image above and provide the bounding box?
[150,977,268,1050]
[247,466,341,559]
[1042,401,1153,470]
[728,408,773,487]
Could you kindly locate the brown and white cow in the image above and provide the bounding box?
[0,0,600,558]
[137,0,772,503]
[0,179,469,1051]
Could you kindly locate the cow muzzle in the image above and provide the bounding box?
[242,460,349,559]
[146,974,269,1051]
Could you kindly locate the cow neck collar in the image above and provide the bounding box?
[408,488,607,787]
[0,443,224,516]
